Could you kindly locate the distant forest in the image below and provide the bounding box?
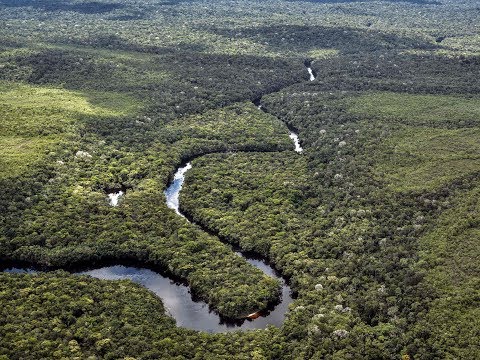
[0,0,479,359]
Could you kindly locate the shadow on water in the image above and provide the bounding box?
[1,257,293,333]
[1,160,294,333]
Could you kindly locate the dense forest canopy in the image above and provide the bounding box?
[0,0,479,359]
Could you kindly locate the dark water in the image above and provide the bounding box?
[3,263,292,333]
[79,265,291,332]
[162,162,293,331]
[2,161,293,333]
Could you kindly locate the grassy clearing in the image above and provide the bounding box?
[419,185,480,291]
[375,126,480,192]
[0,81,138,136]
[442,34,480,56]
[350,92,480,127]
[0,136,57,179]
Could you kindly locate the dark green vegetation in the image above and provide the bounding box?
[0,271,285,359]
[1,0,479,359]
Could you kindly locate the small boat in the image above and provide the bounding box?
[246,312,261,319]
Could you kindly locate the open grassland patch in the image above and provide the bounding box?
[0,136,56,179]
[0,81,138,135]
[376,127,480,192]
[307,48,339,59]
[420,185,480,291]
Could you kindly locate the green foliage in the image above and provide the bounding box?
[409,185,480,359]
[0,272,175,359]
[0,81,137,179]
[350,92,480,128]
[182,152,310,256]
[0,272,287,359]
[0,135,56,180]
[376,127,480,192]
[0,85,291,321]
[1,0,479,358]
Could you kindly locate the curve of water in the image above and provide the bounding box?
[3,258,292,333]
[2,61,316,333]
[165,162,192,217]
[164,161,293,331]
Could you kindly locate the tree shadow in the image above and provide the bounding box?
[284,0,441,5]
[0,0,126,14]
[207,24,438,55]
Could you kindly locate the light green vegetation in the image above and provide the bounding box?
[0,136,55,180]
[350,92,480,128]
[347,92,480,192]
[0,82,135,134]
[376,127,480,192]
[307,49,339,59]
[183,152,310,256]
[0,82,138,179]
[413,185,480,359]
[167,102,293,155]
[441,34,480,56]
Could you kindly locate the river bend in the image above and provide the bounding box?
[2,61,316,332]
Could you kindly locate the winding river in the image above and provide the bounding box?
[3,159,293,333]
[2,61,315,333]
[2,158,294,333]
[3,264,291,333]
[162,161,293,331]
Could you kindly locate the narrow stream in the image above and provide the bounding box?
[253,97,303,154]
[305,59,316,81]
[164,162,192,217]
[2,62,315,333]
[289,132,303,153]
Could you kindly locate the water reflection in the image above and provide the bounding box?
[289,132,303,153]
[107,191,124,206]
[164,162,192,217]
[2,264,292,333]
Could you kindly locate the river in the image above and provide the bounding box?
[2,61,316,333]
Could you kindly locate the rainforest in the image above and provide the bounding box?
[0,0,479,359]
